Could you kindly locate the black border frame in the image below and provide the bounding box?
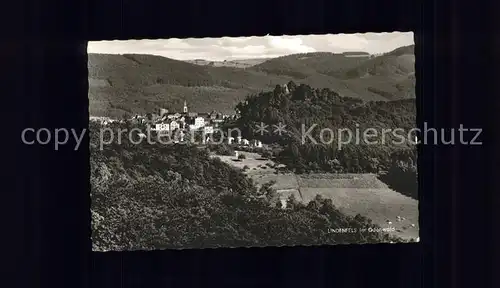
[8,0,496,287]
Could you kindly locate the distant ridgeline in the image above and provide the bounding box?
[342,51,371,57]
[88,45,415,118]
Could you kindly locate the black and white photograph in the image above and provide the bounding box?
[88,32,418,251]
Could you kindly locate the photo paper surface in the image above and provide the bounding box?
[88,32,418,251]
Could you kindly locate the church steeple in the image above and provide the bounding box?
[183,100,188,113]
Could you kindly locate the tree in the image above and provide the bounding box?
[121,113,131,121]
[286,193,301,209]
[379,159,418,199]
[213,144,235,156]
[259,180,278,203]
[287,81,297,92]
[274,84,283,95]
[261,150,272,159]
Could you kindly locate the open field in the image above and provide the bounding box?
[297,173,390,189]
[299,187,418,240]
[213,151,277,173]
[213,151,419,241]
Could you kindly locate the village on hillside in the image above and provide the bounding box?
[90,99,265,147]
[90,83,292,146]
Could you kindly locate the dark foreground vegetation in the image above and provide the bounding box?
[90,121,397,251]
[379,159,418,200]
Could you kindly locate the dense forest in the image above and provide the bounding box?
[90,121,399,251]
[234,82,418,199]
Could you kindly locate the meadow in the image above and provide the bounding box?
[214,150,419,241]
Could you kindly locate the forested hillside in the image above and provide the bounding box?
[88,45,415,117]
[249,52,370,79]
[234,82,418,199]
[90,121,398,250]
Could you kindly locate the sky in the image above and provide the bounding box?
[87,32,414,61]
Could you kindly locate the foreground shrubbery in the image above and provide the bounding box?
[207,143,235,156]
[90,121,395,250]
[379,159,418,200]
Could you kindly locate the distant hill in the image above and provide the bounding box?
[342,51,370,56]
[384,44,414,57]
[341,45,415,79]
[249,52,370,79]
[185,58,269,68]
[249,46,415,100]
[88,54,292,117]
[88,45,415,118]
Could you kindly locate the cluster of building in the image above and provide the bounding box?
[227,136,262,147]
[90,101,264,146]
[130,101,235,134]
[128,101,262,146]
[89,116,117,125]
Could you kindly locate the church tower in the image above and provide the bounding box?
[183,100,188,113]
